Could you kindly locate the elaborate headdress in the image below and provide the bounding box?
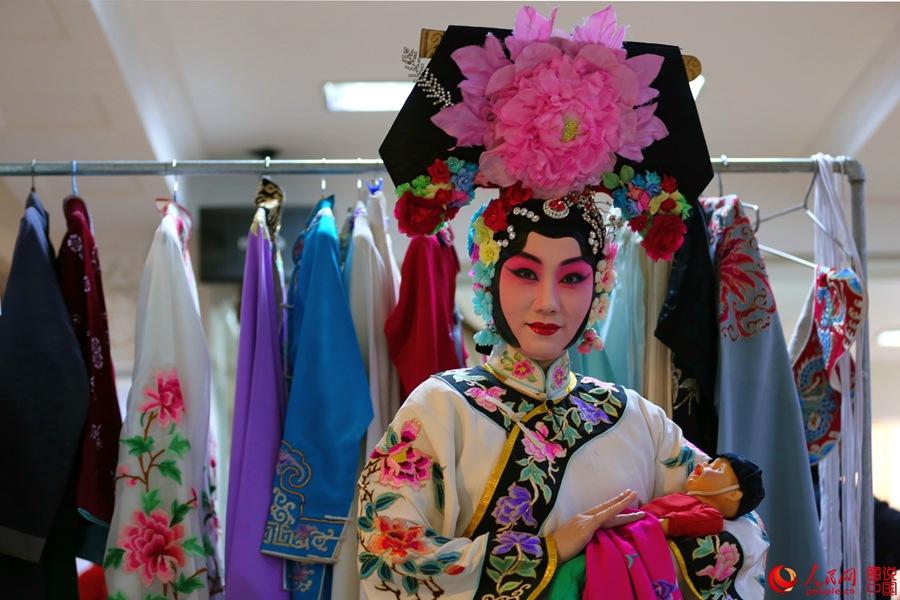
[380,5,713,352]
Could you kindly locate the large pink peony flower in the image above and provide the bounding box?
[432,5,668,199]
[139,368,185,426]
[375,420,433,490]
[119,509,186,586]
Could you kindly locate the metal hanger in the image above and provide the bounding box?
[718,155,761,232]
[758,170,852,260]
[171,159,180,204]
[30,159,36,192]
[718,155,812,268]
[70,160,79,196]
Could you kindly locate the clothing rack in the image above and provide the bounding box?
[0,156,874,589]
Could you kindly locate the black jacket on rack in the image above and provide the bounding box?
[0,193,89,599]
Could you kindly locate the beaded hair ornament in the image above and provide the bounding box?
[380,4,711,354]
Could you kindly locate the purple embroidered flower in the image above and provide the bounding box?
[570,395,611,425]
[653,579,677,600]
[493,531,543,557]
[491,485,537,527]
[552,365,567,388]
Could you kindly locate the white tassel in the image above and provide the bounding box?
[812,153,865,579]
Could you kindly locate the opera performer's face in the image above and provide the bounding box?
[498,232,594,366]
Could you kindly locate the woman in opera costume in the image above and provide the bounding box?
[359,6,769,598]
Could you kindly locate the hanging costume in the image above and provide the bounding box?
[791,266,864,464]
[262,200,372,599]
[56,195,123,564]
[782,154,868,579]
[104,202,222,599]
[225,202,289,598]
[568,228,645,391]
[656,192,719,453]
[699,195,824,598]
[344,190,403,453]
[0,193,89,599]
[384,227,462,398]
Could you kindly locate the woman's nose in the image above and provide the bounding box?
[534,278,561,313]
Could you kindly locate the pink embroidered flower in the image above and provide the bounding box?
[369,516,428,562]
[432,5,668,199]
[696,542,740,582]
[522,422,565,463]
[119,509,186,586]
[551,366,567,388]
[465,386,506,412]
[512,359,535,379]
[375,420,433,490]
[139,369,185,426]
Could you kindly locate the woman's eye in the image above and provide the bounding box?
[560,272,587,284]
[511,268,538,280]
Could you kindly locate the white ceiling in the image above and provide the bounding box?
[0,1,898,376]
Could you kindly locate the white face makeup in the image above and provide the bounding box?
[497,233,595,366]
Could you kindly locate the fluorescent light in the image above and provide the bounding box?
[877,329,900,348]
[690,74,706,100]
[323,81,414,112]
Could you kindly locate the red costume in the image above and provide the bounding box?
[641,492,724,537]
[385,228,463,397]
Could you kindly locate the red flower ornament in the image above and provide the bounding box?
[426,159,451,184]
[642,213,687,261]
[482,199,509,232]
[394,191,445,236]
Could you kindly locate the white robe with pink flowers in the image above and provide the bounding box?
[104,203,221,599]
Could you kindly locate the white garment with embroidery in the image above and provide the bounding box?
[104,204,221,599]
[356,346,767,599]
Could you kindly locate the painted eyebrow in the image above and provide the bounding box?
[516,252,586,266]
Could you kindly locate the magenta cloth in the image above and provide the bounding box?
[57,196,121,563]
[224,218,289,598]
[584,512,681,600]
[385,228,462,397]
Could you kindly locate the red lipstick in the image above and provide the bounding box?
[528,322,561,336]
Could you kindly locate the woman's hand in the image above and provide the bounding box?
[550,490,644,562]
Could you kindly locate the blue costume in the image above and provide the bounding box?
[262,199,372,598]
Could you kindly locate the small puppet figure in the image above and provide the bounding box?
[642,452,766,538]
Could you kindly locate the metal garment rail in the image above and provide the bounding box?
[0,156,874,591]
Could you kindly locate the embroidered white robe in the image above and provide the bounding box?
[104,203,221,599]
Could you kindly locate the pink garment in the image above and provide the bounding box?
[584,512,682,600]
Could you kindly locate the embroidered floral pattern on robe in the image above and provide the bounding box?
[105,369,215,599]
[705,197,777,340]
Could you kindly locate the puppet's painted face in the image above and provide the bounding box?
[498,233,594,365]
[686,457,743,518]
